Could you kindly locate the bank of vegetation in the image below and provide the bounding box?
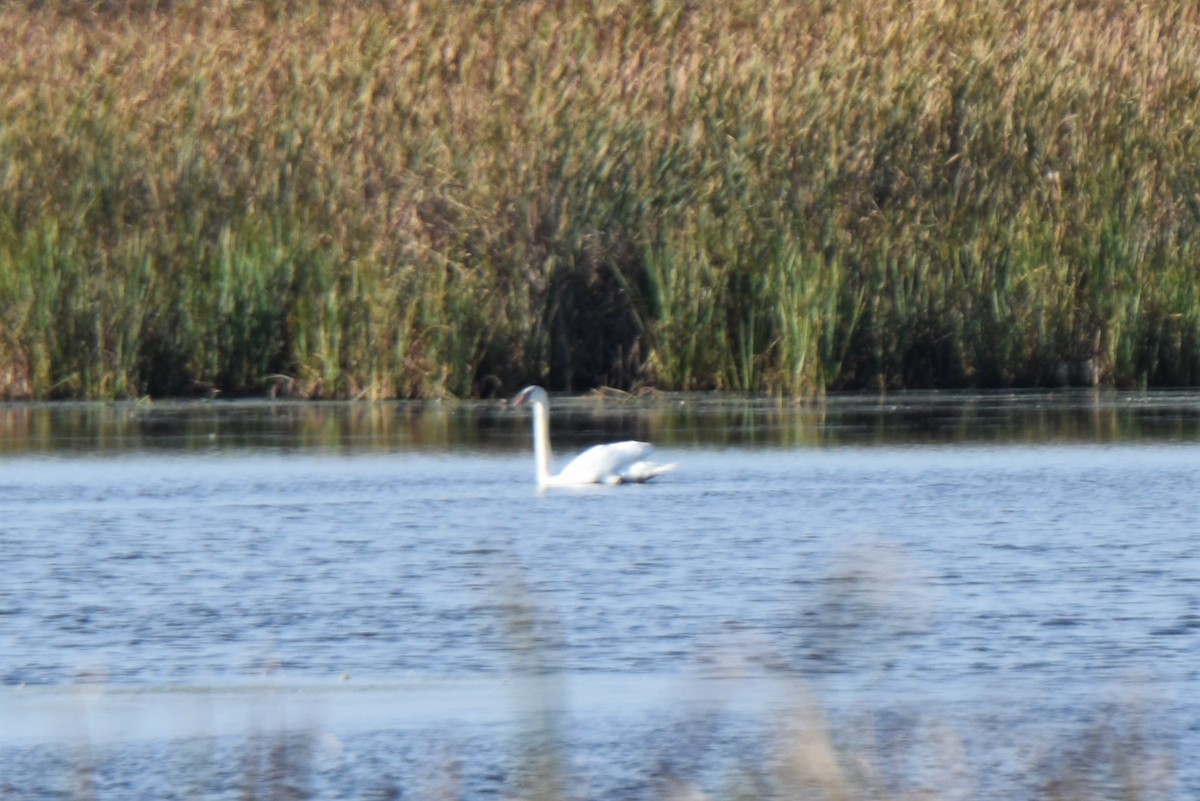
[3,1,1200,399]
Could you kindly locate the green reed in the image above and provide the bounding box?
[2,0,1199,398]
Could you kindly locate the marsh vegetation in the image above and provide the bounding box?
[3,1,1199,398]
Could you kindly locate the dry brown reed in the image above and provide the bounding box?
[3,1,1200,397]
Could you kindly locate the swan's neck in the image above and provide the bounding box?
[531,399,553,487]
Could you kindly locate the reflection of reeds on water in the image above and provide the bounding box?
[6,391,1200,457]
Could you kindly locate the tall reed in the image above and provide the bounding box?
[2,0,1199,398]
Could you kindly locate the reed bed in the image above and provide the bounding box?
[3,0,1200,398]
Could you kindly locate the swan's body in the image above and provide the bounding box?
[514,386,676,488]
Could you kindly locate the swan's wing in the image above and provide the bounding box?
[554,441,655,485]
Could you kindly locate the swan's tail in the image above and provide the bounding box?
[621,461,677,483]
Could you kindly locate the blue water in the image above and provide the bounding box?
[2,393,1199,799]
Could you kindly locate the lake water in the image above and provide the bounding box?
[2,391,1199,800]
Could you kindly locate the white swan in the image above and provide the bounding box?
[513,385,676,488]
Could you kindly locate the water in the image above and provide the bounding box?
[2,392,1199,799]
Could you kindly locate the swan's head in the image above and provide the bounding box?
[513,385,548,407]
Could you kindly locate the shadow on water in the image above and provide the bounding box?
[3,389,1200,454]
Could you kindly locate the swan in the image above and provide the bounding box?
[513,385,676,488]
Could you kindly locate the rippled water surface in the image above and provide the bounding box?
[2,392,1199,799]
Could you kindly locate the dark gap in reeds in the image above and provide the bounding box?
[3,0,1200,399]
